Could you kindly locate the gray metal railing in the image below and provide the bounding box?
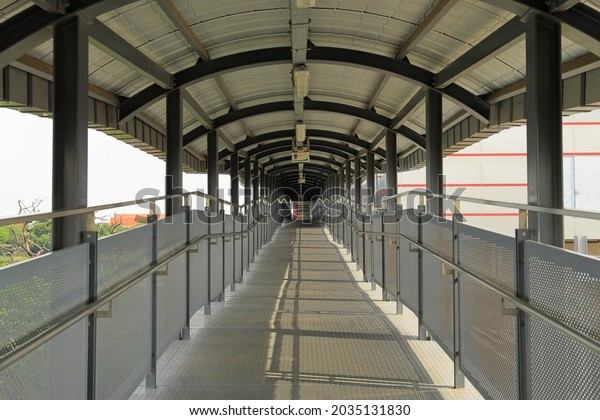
[320,197,600,399]
[0,194,284,399]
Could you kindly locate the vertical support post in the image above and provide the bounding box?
[207,130,218,214]
[244,158,252,213]
[231,152,239,216]
[526,13,564,247]
[346,159,353,253]
[166,89,183,216]
[426,89,443,217]
[385,130,398,212]
[366,152,375,215]
[52,15,88,251]
[354,156,362,208]
[516,228,532,399]
[452,204,465,388]
[146,212,158,388]
[260,166,265,246]
[82,223,98,400]
[417,211,427,340]
[252,160,259,260]
[345,159,352,204]
[181,199,191,340]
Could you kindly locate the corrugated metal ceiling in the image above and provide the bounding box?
[1,0,598,180]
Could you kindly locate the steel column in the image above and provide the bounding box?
[253,160,260,209]
[385,130,398,211]
[354,156,362,206]
[82,230,98,400]
[526,13,564,246]
[366,152,375,213]
[207,130,219,213]
[244,158,252,212]
[426,89,443,217]
[166,89,183,216]
[52,15,88,251]
[230,152,239,215]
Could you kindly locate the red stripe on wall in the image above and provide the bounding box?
[563,122,600,126]
[398,183,527,188]
[450,153,527,157]
[442,213,520,217]
[450,152,600,157]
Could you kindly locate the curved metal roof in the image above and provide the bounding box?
[1,0,600,189]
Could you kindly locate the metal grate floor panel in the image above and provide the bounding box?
[130,221,481,400]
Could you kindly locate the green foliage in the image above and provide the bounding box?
[96,222,128,238]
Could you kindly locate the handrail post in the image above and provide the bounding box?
[516,222,532,399]
[395,204,403,315]
[181,200,191,340]
[205,207,212,315]
[452,201,465,388]
[417,204,427,340]
[146,210,159,388]
[82,212,98,400]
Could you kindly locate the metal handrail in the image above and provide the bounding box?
[382,189,600,221]
[323,207,600,356]
[0,192,277,227]
[0,211,270,371]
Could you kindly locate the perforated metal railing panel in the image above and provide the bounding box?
[383,213,399,296]
[422,253,454,357]
[96,277,151,399]
[422,215,453,260]
[0,245,89,399]
[398,212,418,312]
[157,254,187,359]
[525,241,600,399]
[98,224,153,294]
[190,211,209,315]
[365,219,373,281]
[157,213,187,359]
[157,213,186,260]
[234,216,243,282]
[96,227,153,399]
[224,215,234,287]
[457,224,518,400]
[372,215,384,288]
[210,215,224,299]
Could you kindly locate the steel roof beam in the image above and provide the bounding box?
[270,164,335,176]
[250,144,353,162]
[222,129,373,159]
[0,0,133,69]
[263,156,343,171]
[225,152,343,173]
[352,0,459,136]
[155,0,253,137]
[31,0,66,14]
[88,19,172,88]
[182,99,425,151]
[249,139,358,159]
[369,89,427,150]
[118,46,490,126]
[181,89,212,128]
[550,0,583,12]
[436,16,526,88]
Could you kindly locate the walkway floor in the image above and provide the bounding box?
[131,221,482,400]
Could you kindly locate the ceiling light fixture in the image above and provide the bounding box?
[293,67,310,98]
[295,122,306,143]
[294,0,316,8]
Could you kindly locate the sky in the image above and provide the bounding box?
[0,107,233,218]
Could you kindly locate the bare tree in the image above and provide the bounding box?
[5,198,51,259]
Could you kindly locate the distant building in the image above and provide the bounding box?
[110,214,165,227]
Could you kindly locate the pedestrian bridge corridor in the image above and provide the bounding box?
[131,221,480,400]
